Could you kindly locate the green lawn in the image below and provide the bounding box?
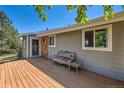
[0,54,18,63]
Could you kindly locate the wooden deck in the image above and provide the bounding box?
[0,57,124,88]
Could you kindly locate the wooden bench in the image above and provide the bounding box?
[52,51,75,66]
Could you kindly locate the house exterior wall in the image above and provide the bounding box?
[49,21,124,81]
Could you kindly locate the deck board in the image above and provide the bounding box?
[18,61,49,88]
[1,64,5,88]
[7,62,18,88]
[0,57,124,88]
[14,61,36,88]
[13,63,30,88]
[5,63,11,88]
[21,60,63,88]
[10,62,24,88]
[0,64,2,88]
[28,58,124,88]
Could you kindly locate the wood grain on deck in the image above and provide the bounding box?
[0,60,63,88]
[0,58,124,88]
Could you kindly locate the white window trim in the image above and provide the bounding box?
[30,37,41,58]
[82,24,112,51]
[49,35,56,47]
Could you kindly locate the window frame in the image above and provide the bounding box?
[82,24,112,51]
[49,35,56,47]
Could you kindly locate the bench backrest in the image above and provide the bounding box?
[57,51,75,61]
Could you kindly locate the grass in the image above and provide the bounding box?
[0,53,18,63]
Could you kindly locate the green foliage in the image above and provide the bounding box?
[39,14,48,22]
[75,5,89,24]
[47,5,53,9]
[103,5,114,21]
[0,11,10,24]
[122,5,124,10]
[0,54,18,62]
[0,11,21,57]
[66,5,77,12]
[95,29,107,48]
[35,5,53,22]
[34,5,124,24]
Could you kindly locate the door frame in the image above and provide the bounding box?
[30,37,41,58]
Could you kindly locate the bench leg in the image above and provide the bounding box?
[69,64,71,71]
[53,61,57,64]
[52,61,54,64]
[76,67,78,75]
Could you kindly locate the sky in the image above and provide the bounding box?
[0,5,123,34]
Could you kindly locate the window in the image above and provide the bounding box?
[95,29,107,48]
[49,35,56,47]
[82,24,112,51]
[85,31,94,47]
[49,36,54,45]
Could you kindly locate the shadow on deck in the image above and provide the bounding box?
[0,57,124,88]
[27,57,124,88]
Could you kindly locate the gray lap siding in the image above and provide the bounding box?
[49,21,124,81]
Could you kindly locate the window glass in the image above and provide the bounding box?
[49,36,54,46]
[85,31,94,47]
[95,29,107,48]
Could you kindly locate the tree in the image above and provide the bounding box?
[0,11,10,46]
[34,5,123,24]
[0,11,20,56]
